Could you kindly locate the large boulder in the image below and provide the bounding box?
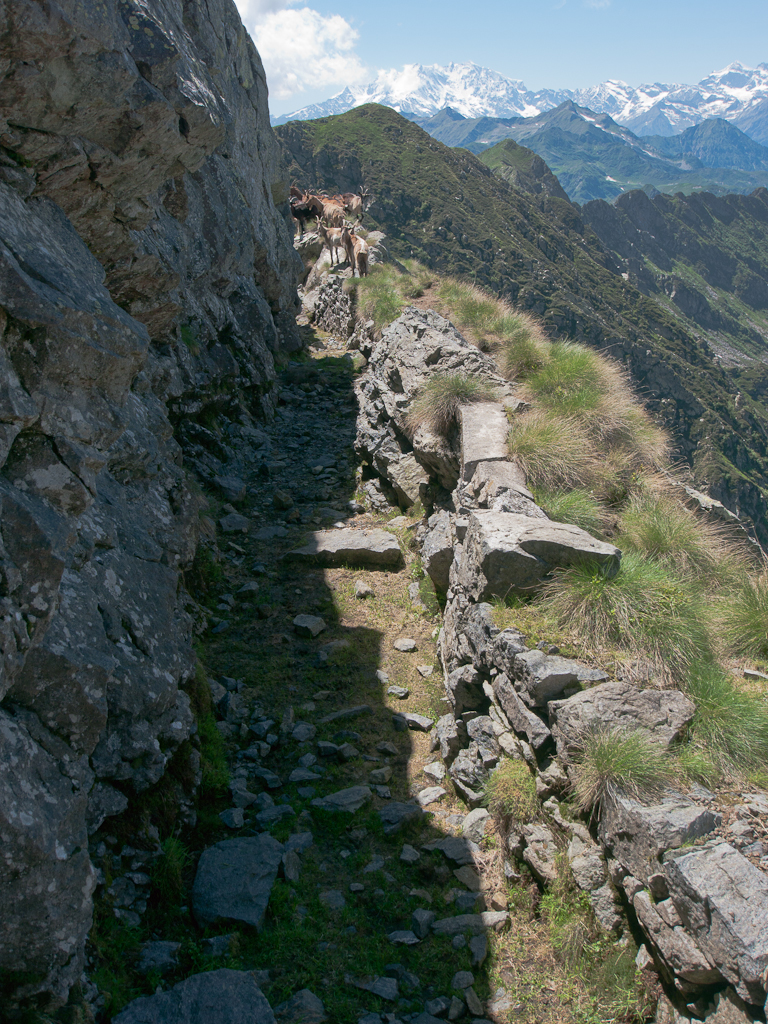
[455,511,621,601]
[192,836,284,930]
[0,709,96,1010]
[663,842,768,1005]
[512,649,608,708]
[548,681,695,763]
[113,969,275,1024]
[440,594,503,674]
[599,790,721,886]
[632,890,722,986]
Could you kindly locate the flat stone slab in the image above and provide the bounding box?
[317,704,372,725]
[345,975,399,1001]
[423,836,480,865]
[192,836,284,930]
[114,969,275,1024]
[432,911,509,936]
[460,403,509,481]
[664,841,768,1005]
[311,786,372,813]
[388,930,420,945]
[379,801,424,833]
[549,681,695,763]
[393,711,434,732]
[287,529,402,568]
[457,511,621,601]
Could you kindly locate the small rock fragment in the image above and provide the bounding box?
[394,638,417,652]
[411,908,436,939]
[423,761,446,782]
[417,786,446,808]
[293,615,327,638]
[219,808,244,829]
[400,844,421,864]
[319,889,346,911]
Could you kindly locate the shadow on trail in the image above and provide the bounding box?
[89,337,496,1023]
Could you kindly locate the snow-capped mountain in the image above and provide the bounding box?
[271,63,570,124]
[271,61,768,144]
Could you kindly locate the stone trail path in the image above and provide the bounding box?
[96,334,509,1024]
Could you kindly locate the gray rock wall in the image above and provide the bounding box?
[0,0,301,1009]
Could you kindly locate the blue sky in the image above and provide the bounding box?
[233,0,768,116]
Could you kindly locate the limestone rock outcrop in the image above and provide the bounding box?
[0,0,301,1008]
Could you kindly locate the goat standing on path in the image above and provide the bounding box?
[351,233,369,277]
[317,223,349,265]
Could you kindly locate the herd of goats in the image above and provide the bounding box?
[289,185,373,277]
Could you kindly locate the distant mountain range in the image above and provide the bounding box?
[417,103,768,203]
[271,61,768,145]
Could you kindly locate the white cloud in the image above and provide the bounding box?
[235,0,369,100]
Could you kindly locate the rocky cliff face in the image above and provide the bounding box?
[0,0,301,1009]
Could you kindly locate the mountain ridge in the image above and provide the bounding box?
[460,105,768,203]
[271,60,768,145]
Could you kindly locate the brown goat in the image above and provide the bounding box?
[351,233,369,277]
[340,226,356,268]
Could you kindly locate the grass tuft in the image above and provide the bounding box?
[570,726,674,812]
[437,278,548,355]
[618,486,744,585]
[507,411,594,489]
[534,487,607,536]
[406,371,499,436]
[719,571,768,659]
[540,552,710,678]
[683,660,768,780]
[483,757,539,827]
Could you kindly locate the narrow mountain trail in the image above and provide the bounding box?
[105,326,513,1024]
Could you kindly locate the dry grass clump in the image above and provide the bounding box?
[437,278,549,356]
[406,371,499,436]
[570,726,674,812]
[540,552,711,679]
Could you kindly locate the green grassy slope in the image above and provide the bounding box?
[275,104,768,541]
